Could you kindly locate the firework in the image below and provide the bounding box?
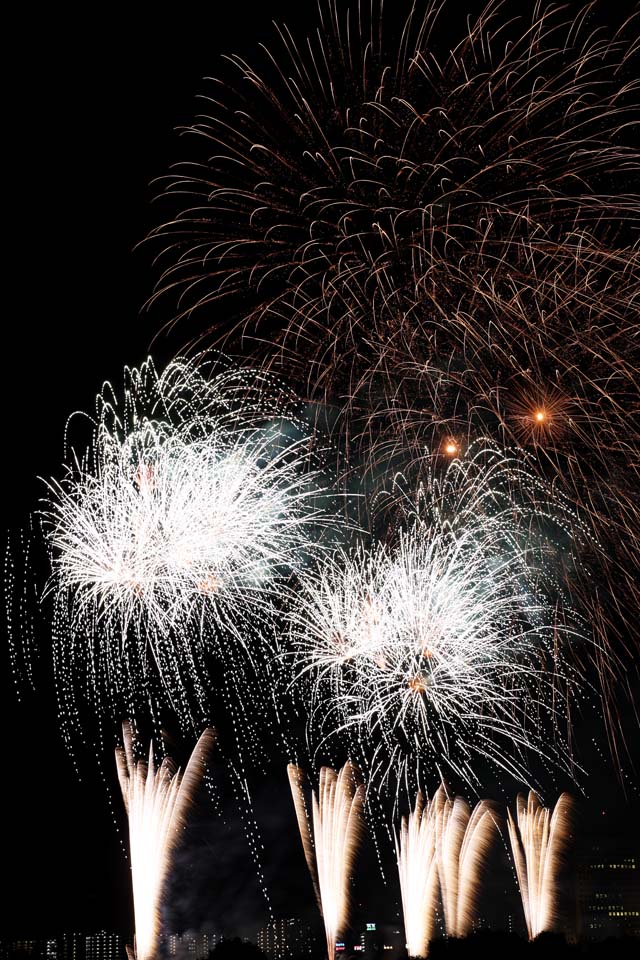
[116,722,216,960]
[40,355,337,732]
[396,792,439,958]
[431,787,499,939]
[288,762,365,960]
[396,785,498,956]
[507,791,574,939]
[290,444,588,790]
[147,0,640,766]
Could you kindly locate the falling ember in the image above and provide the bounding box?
[535,411,546,424]
[507,791,574,939]
[116,722,215,960]
[287,763,365,960]
[444,441,458,456]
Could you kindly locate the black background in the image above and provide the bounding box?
[2,0,639,943]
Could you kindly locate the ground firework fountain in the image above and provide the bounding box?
[507,791,574,939]
[116,722,216,960]
[288,763,365,960]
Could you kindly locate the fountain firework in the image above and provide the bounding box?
[432,787,499,939]
[289,445,588,790]
[396,786,498,956]
[507,791,574,939]
[396,793,439,959]
[288,763,365,960]
[40,355,337,734]
[116,722,216,960]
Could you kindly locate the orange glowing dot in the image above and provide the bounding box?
[198,574,222,594]
[534,410,546,423]
[445,441,458,455]
[408,674,429,694]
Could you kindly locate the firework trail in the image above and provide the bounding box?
[116,722,216,960]
[507,790,574,939]
[40,355,337,735]
[287,762,365,960]
[147,0,640,766]
[289,444,588,790]
[396,792,439,958]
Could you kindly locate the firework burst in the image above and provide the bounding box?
[288,762,365,960]
[40,355,338,734]
[147,0,640,765]
[289,445,590,790]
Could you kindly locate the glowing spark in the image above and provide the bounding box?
[116,722,215,960]
[288,763,365,960]
[507,791,574,939]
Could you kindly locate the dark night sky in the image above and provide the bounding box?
[2,0,639,945]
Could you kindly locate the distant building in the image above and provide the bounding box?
[58,934,85,960]
[577,841,640,939]
[164,931,221,960]
[257,919,315,960]
[84,933,122,960]
[358,923,404,960]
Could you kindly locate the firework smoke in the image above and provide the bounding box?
[287,763,365,960]
[507,791,574,939]
[116,722,216,960]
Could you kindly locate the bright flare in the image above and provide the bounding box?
[116,722,216,960]
[42,356,336,730]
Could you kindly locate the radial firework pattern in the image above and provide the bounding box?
[40,355,339,743]
[289,444,591,792]
[148,0,640,765]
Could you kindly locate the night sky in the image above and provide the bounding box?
[3,0,639,945]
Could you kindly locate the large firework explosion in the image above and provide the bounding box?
[39,354,340,745]
[147,0,640,767]
[288,443,591,793]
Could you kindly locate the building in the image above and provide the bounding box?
[577,840,640,940]
[257,919,315,960]
[164,931,221,960]
[84,933,122,960]
[58,934,85,960]
[356,923,404,960]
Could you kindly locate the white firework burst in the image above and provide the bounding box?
[41,355,338,730]
[289,444,590,789]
